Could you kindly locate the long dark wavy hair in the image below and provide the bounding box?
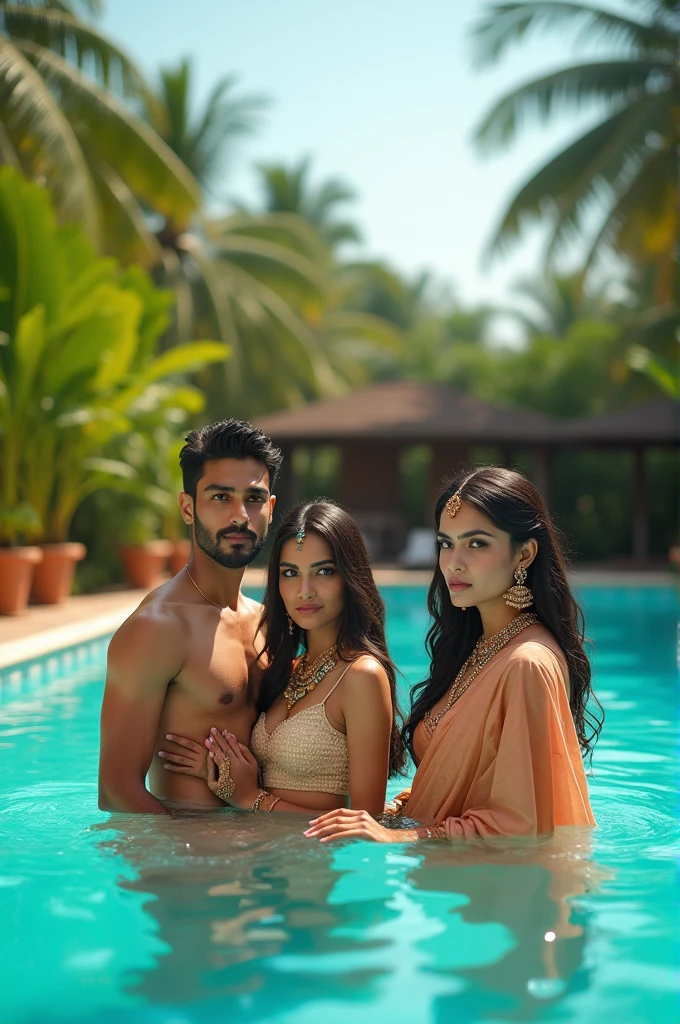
[403,467,603,762]
[257,500,406,776]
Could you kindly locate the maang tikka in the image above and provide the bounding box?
[503,564,534,610]
[295,524,306,550]
[445,489,462,518]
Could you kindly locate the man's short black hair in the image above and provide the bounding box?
[179,419,284,498]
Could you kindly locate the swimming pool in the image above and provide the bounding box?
[1,585,677,1023]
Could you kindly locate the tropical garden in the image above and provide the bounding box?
[0,0,676,610]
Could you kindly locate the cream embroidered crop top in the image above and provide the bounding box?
[250,664,353,796]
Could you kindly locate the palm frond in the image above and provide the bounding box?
[583,144,676,281]
[15,38,201,225]
[226,262,339,395]
[89,159,163,266]
[0,39,98,233]
[0,119,21,167]
[2,5,150,98]
[210,211,328,263]
[321,310,402,352]
[545,91,670,260]
[472,2,675,68]
[475,59,670,151]
[154,60,266,192]
[214,231,326,295]
[175,233,243,396]
[485,92,668,257]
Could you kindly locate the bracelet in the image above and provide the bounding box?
[250,789,268,812]
[421,824,447,840]
[250,790,281,813]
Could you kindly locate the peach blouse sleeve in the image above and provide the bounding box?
[443,655,566,839]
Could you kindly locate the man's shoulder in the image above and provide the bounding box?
[109,592,188,659]
[239,593,264,621]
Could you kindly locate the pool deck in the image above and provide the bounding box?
[0,567,675,671]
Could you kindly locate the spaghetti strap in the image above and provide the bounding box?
[321,661,355,704]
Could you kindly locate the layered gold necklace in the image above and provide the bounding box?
[283,644,339,710]
[423,612,539,737]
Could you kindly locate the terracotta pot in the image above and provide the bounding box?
[0,547,44,615]
[31,542,87,605]
[119,540,173,590]
[168,539,192,576]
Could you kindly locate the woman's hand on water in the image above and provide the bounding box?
[304,808,398,844]
[206,728,260,809]
[158,734,209,780]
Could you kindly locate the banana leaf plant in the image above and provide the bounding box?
[0,168,227,544]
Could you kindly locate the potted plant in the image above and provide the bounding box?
[0,506,43,615]
[31,542,87,605]
[118,510,173,590]
[118,431,193,577]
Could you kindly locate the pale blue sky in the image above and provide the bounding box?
[101,0,635,307]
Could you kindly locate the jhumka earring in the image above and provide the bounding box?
[503,565,533,610]
[287,614,295,635]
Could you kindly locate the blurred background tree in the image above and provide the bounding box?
[472,0,678,305]
[0,0,675,586]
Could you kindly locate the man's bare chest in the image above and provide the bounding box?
[170,620,260,713]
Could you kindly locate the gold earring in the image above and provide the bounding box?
[503,565,533,609]
[287,614,295,635]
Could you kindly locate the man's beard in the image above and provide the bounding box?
[193,513,267,569]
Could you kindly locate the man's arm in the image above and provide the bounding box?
[98,608,185,814]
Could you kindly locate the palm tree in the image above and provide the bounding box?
[256,156,362,250]
[150,57,267,198]
[0,0,201,261]
[502,271,626,339]
[248,163,404,394]
[473,1,678,302]
[144,59,340,415]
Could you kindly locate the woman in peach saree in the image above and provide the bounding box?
[305,466,603,844]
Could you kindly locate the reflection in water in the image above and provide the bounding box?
[406,829,609,1021]
[94,814,609,1022]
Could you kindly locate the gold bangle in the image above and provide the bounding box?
[264,795,280,812]
[250,789,268,812]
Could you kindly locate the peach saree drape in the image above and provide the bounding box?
[404,626,595,838]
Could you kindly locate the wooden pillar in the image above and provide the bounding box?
[632,446,648,563]
[532,446,551,510]
[338,441,400,512]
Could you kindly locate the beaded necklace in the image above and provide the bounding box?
[423,612,539,737]
[283,644,339,710]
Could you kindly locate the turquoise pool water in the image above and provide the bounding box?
[0,585,678,1023]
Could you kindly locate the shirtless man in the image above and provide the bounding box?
[98,419,282,813]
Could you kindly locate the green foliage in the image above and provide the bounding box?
[256,157,362,250]
[0,0,201,264]
[0,168,227,544]
[473,0,678,300]
[151,57,267,196]
[627,344,678,400]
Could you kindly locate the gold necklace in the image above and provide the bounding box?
[423,612,539,737]
[283,644,339,710]
[184,565,223,610]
